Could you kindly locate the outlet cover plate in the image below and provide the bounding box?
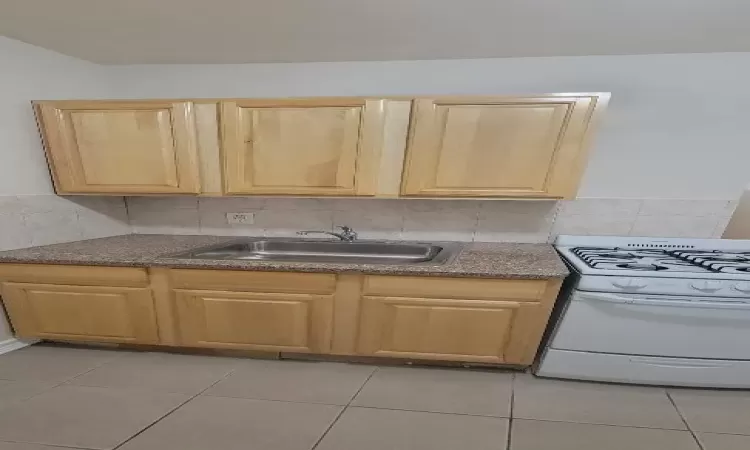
[226,212,255,225]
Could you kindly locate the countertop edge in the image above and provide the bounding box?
[0,235,570,280]
[0,257,569,279]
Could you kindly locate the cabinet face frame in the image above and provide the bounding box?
[220,98,389,196]
[35,101,201,195]
[400,94,608,199]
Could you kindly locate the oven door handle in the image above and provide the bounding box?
[577,292,750,310]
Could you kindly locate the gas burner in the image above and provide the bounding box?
[705,263,750,274]
[570,246,710,272]
[707,255,750,261]
[591,253,635,259]
[616,263,668,271]
[668,250,750,273]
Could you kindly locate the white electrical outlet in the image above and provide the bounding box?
[226,212,255,225]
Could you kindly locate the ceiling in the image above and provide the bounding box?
[1,0,749,64]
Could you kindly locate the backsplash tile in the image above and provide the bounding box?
[552,199,641,237]
[127,197,200,235]
[256,209,333,238]
[551,213,636,237]
[559,199,642,217]
[475,201,558,243]
[401,210,478,242]
[24,209,81,246]
[0,214,31,250]
[0,195,129,251]
[638,199,737,217]
[630,214,720,238]
[331,209,404,240]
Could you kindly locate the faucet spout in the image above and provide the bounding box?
[297,226,358,242]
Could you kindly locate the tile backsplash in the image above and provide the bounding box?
[127,197,563,243]
[0,195,130,251]
[553,198,737,238]
[125,196,738,243]
[0,195,738,252]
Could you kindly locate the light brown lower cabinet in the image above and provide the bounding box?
[0,265,562,366]
[0,265,159,344]
[357,297,543,364]
[173,289,333,353]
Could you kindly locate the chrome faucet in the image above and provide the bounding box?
[297,225,358,242]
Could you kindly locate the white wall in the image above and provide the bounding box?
[0,36,111,195]
[107,52,750,201]
[0,37,119,342]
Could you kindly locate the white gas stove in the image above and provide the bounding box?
[536,235,750,388]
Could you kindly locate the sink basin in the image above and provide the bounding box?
[171,239,461,265]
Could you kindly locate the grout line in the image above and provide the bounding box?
[309,366,379,450]
[470,207,481,242]
[198,393,350,407]
[507,373,515,450]
[0,438,96,450]
[666,390,705,450]
[59,352,131,386]
[111,366,238,450]
[309,405,347,450]
[344,404,510,419]
[509,416,695,432]
[346,366,379,406]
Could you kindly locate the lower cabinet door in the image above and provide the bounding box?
[356,296,542,364]
[1,282,159,344]
[174,290,334,352]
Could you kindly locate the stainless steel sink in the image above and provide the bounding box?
[171,239,461,265]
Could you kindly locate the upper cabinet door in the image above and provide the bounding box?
[401,94,608,199]
[221,98,386,196]
[36,101,200,194]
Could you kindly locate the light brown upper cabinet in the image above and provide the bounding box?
[401,94,608,199]
[33,95,606,199]
[35,101,201,194]
[221,98,391,196]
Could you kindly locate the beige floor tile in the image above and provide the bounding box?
[67,352,239,394]
[0,442,86,450]
[670,389,750,435]
[697,432,750,450]
[118,395,342,450]
[0,380,55,409]
[513,375,686,429]
[351,366,512,416]
[316,406,508,450]
[203,359,375,405]
[0,385,188,449]
[0,345,122,383]
[511,419,700,450]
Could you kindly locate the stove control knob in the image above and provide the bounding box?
[690,281,723,293]
[612,278,647,290]
[732,282,750,293]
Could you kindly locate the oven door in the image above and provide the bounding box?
[550,290,750,360]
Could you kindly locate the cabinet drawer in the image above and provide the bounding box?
[169,270,337,294]
[0,265,149,287]
[1,282,159,344]
[362,276,546,301]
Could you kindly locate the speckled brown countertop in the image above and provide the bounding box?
[0,234,569,279]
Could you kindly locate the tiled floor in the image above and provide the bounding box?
[0,345,748,450]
